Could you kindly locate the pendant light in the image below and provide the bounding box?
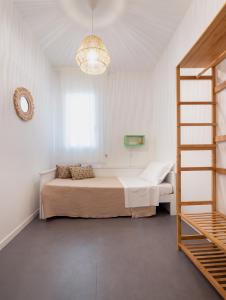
[76,9,111,75]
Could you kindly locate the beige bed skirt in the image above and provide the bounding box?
[42,177,156,219]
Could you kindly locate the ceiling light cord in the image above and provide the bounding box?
[91,9,94,34]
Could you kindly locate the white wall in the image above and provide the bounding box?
[56,69,154,168]
[0,1,58,248]
[104,71,154,167]
[149,0,226,213]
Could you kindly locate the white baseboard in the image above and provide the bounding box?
[0,209,39,251]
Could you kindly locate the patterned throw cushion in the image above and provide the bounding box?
[56,164,81,179]
[70,166,95,180]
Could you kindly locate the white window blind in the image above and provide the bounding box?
[65,93,97,149]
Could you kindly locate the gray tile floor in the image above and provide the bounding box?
[0,210,221,300]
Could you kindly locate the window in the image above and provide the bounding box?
[65,93,97,149]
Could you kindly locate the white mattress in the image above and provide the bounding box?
[158,182,173,196]
[117,176,173,197]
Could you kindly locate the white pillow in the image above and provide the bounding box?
[139,161,174,185]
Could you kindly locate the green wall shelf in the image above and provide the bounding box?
[124,135,145,147]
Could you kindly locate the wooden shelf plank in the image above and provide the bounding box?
[180,76,212,80]
[178,123,216,127]
[180,201,212,206]
[180,167,213,171]
[178,4,226,68]
[216,168,226,175]
[180,212,226,253]
[215,80,226,93]
[196,50,226,78]
[180,242,226,299]
[179,144,216,151]
[216,135,226,143]
[181,235,206,240]
[178,101,215,105]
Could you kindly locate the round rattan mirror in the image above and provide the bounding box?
[13,87,34,121]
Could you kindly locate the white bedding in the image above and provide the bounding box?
[118,177,160,208]
[158,182,173,196]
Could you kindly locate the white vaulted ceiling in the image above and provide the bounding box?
[13,0,191,71]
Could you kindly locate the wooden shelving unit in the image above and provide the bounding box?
[180,241,226,298]
[176,4,226,299]
[180,213,226,252]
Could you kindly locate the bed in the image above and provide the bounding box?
[40,168,175,220]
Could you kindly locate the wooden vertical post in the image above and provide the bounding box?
[176,66,181,249]
[212,67,217,212]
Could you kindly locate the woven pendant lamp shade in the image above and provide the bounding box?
[76,35,110,75]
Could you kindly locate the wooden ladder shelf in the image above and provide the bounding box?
[177,63,226,297]
[176,4,226,298]
[179,242,226,298]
